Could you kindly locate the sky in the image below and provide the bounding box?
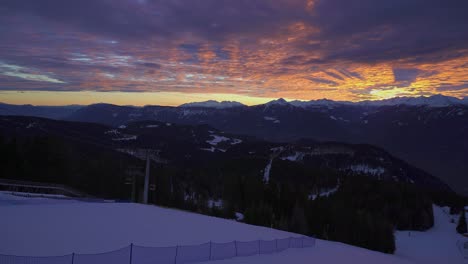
[0,0,467,106]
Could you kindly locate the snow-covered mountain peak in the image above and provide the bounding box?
[359,94,466,107]
[266,98,289,106]
[289,99,350,108]
[179,100,245,109]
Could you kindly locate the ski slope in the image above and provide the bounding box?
[395,205,468,264]
[0,192,458,263]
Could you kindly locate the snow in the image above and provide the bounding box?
[203,240,413,264]
[0,191,68,199]
[0,193,427,264]
[230,139,242,145]
[146,124,159,128]
[207,135,230,146]
[201,147,216,152]
[329,115,337,120]
[281,152,304,162]
[206,135,241,146]
[270,146,285,152]
[179,100,245,109]
[395,205,468,264]
[358,95,467,107]
[308,186,339,201]
[264,116,281,123]
[26,122,36,129]
[235,212,244,221]
[104,129,120,135]
[0,193,299,256]
[207,199,223,209]
[200,147,226,153]
[263,159,273,183]
[0,192,84,206]
[281,95,468,108]
[349,164,385,176]
[118,125,126,129]
[112,135,137,141]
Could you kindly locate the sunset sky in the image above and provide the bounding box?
[1,0,467,106]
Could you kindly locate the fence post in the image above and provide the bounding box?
[129,243,133,264]
[209,241,212,260]
[234,240,238,257]
[71,253,75,264]
[174,245,178,264]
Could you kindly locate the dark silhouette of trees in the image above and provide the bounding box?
[457,209,467,234]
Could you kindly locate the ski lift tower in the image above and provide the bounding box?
[125,149,158,204]
[143,149,151,204]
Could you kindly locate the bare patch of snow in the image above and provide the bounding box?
[104,129,120,135]
[112,135,137,141]
[308,186,339,201]
[264,116,280,123]
[26,122,36,129]
[270,146,285,153]
[207,199,223,209]
[281,152,305,162]
[200,147,216,152]
[207,135,230,146]
[349,164,385,176]
[263,159,273,183]
[235,212,244,221]
[200,147,226,153]
[231,139,242,145]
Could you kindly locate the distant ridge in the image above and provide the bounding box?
[179,94,468,109]
[179,100,246,109]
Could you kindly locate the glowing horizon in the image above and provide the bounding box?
[1,90,465,107]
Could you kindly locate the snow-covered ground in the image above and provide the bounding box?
[395,205,468,264]
[308,186,339,201]
[0,192,463,264]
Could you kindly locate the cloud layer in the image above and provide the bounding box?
[1,0,467,101]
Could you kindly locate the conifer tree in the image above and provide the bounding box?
[290,202,308,234]
[457,209,467,234]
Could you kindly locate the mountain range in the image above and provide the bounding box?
[1,94,467,195]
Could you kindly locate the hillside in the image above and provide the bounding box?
[64,99,468,195]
